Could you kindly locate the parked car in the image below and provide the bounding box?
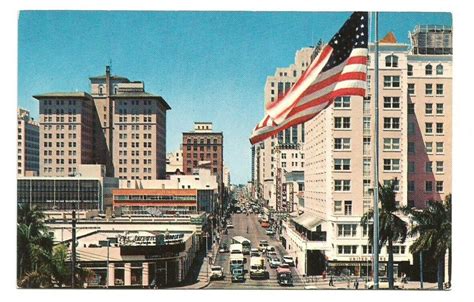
[219,244,229,253]
[266,229,275,236]
[282,256,295,266]
[210,266,225,280]
[366,277,404,289]
[269,257,282,268]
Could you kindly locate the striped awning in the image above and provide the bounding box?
[291,213,324,231]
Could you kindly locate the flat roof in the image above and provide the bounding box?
[113,93,171,110]
[33,92,93,99]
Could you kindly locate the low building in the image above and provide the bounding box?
[118,169,218,214]
[113,188,198,216]
[17,164,119,213]
[46,215,207,288]
[166,149,184,178]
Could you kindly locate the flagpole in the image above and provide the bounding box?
[372,11,380,290]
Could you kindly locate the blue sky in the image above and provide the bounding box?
[18,11,451,184]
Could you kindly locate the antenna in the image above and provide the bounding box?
[108,59,112,72]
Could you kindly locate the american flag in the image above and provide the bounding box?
[250,12,369,145]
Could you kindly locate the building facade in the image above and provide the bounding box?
[166,148,184,177]
[35,92,96,177]
[35,66,170,180]
[281,28,451,278]
[17,108,40,176]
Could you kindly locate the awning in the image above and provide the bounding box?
[291,213,324,232]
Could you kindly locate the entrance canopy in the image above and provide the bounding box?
[291,213,324,232]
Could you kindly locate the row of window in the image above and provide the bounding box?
[118,133,153,139]
[41,100,77,106]
[43,142,78,148]
[337,245,406,255]
[43,158,77,165]
[408,180,444,193]
[118,150,153,157]
[118,142,153,148]
[43,125,77,131]
[384,55,445,76]
[186,138,221,145]
[43,167,76,174]
[118,159,153,165]
[186,145,219,151]
[118,167,153,173]
[118,124,153,130]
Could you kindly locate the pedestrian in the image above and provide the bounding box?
[322,271,327,280]
[329,275,334,287]
[295,257,298,268]
[354,279,359,289]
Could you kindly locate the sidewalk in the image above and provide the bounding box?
[301,276,439,290]
[181,243,219,289]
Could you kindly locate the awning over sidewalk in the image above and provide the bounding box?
[291,213,324,232]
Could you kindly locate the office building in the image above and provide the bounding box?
[17,108,40,176]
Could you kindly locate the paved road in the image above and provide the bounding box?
[207,213,305,289]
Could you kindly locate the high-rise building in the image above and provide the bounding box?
[35,66,171,179]
[282,27,452,278]
[182,122,224,211]
[89,66,170,180]
[17,108,39,176]
[35,92,95,176]
[256,47,315,209]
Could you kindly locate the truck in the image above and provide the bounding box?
[249,257,269,279]
[276,266,293,286]
[231,236,251,255]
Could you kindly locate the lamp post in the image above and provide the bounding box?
[105,240,110,288]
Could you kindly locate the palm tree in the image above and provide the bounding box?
[17,204,55,287]
[360,179,408,289]
[404,194,451,290]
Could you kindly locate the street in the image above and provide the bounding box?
[207,213,304,289]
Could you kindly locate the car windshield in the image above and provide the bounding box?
[212,268,221,271]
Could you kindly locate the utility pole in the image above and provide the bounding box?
[420,251,424,289]
[372,11,380,290]
[71,206,77,288]
[106,240,110,288]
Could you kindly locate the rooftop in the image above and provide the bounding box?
[33,91,93,99]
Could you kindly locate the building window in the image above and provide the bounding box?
[337,224,357,237]
[425,64,433,75]
[334,180,351,192]
[383,159,400,172]
[436,123,444,134]
[436,142,444,153]
[334,138,351,150]
[363,117,370,131]
[334,96,351,108]
[338,245,358,255]
[383,138,400,151]
[408,103,415,114]
[407,64,413,76]
[362,245,373,254]
[383,117,400,130]
[334,200,342,214]
[436,64,444,75]
[408,161,415,173]
[334,117,351,129]
[334,159,351,171]
[408,122,415,135]
[425,161,433,172]
[436,181,444,192]
[426,142,433,153]
[383,76,400,88]
[408,181,415,192]
[436,84,444,95]
[436,103,444,115]
[408,83,415,95]
[425,181,433,192]
[436,161,444,173]
[384,179,400,191]
[425,84,433,95]
[385,55,398,67]
[383,97,400,109]
[425,123,433,134]
[425,103,433,115]
[408,142,415,154]
[344,201,352,215]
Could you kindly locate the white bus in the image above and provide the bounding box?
[229,243,243,254]
[232,236,251,255]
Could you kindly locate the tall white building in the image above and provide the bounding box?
[282,28,452,279]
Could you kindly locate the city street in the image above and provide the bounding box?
[207,213,305,289]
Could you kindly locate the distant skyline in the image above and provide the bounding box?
[18,11,452,184]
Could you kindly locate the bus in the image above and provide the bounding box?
[229,253,245,271]
[232,236,251,255]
